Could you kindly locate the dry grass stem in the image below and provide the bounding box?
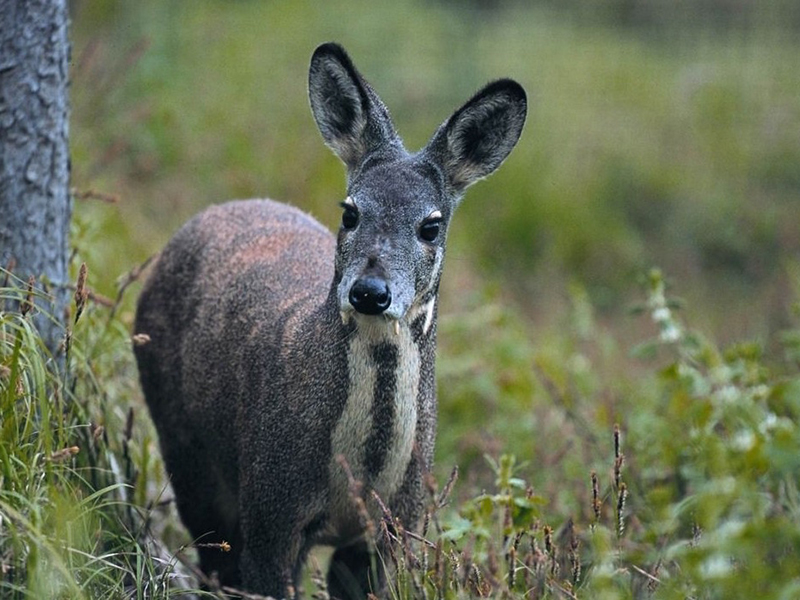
[380,518,400,575]
[21,275,35,317]
[49,446,80,462]
[124,407,135,442]
[548,578,579,600]
[194,541,231,552]
[614,454,625,490]
[400,520,420,569]
[403,528,436,549]
[617,482,628,538]
[371,489,393,528]
[2,258,16,287]
[437,465,458,508]
[508,543,517,588]
[63,327,72,359]
[631,562,662,589]
[66,282,115,308]
[108,253,158,322]
[503,500,513,546]
[74,262,88,323]
[648,558,662,593]
[543,525,553,557]
[72,187,121,204]
[337,455,374,538]
[568,527,581,585]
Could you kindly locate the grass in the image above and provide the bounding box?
[0,265,197,598]
[3,262,800,598]
[438,269,800,598]
[3,1,800,598]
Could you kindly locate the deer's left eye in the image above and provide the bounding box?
[419,218,441,243]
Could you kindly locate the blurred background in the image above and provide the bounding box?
[68,0,800,487]
[70,0,800,343]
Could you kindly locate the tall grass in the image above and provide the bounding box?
[0,265,197,598]
[3,259,799,598]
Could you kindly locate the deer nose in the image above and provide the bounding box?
[349,277,392,315]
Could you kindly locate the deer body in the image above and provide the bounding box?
[134,43,525,598]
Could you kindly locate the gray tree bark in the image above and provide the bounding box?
[0,0,71,357]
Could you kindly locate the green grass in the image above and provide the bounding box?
[4,262,800,598]
[3,1,800,598]
[0,267,193,598]
[435,269,800,598]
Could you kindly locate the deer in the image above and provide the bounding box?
[133,42,526,599]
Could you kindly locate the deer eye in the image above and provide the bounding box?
[340,203,359,230]
[419,218,441,243]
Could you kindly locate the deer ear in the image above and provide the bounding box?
[425,79,527,193]
[308,43,399,170]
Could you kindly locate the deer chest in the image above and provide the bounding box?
[325,323,420,542]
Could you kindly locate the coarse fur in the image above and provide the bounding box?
[134,42,526,599]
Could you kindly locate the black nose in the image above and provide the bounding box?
[349,277,392,315]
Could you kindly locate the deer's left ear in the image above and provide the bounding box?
[424,79,527,193]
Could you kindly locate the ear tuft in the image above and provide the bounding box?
[426,79,527,192]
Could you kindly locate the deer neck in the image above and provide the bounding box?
[324,287,437,541]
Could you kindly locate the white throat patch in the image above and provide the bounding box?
[326,318,420,543]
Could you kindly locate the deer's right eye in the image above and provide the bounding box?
[341,204,359,230]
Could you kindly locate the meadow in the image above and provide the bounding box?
[2,1,800,597]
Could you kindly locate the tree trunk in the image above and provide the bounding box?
[0,0,71,357]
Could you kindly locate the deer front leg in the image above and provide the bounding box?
[327,540,383,600]
[237,452,326,598]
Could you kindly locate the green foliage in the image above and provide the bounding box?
[6,262,799,598]
[425,269,800,599]
[0,267,193,598]
[627,271,800,598]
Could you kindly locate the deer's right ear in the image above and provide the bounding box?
[309,43,398,170]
